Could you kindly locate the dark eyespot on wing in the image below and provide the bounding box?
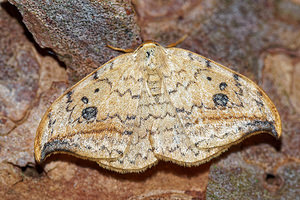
[213,93,229,107]
[219,82,227,91]
[81,96,89,104]
[82,107,98,120]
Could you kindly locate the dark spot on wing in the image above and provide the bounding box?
[132,95,140,99]
[93,71,98,80]
[137,78,144,82]
[94,88,99,93]
[257,91,263,96]
[219,82,227,90]
[206,60,211,68]
[109,62,114,70]
[213,93,229,107]
[175,107,185,113]
[207,76,212,81]
[82,107,98,120]
[81,96,89,104]
[188,53,194,60]
[66,91,73,103]
[123,131,133,135]
[233,74,239,80]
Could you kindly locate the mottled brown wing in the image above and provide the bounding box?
[162,47,281,149]
[34,53,144,163]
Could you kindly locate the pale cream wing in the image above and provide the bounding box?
[97,86,158,173]
[160,47,281,149]
[34,54,144,163]
[147,87,228,165]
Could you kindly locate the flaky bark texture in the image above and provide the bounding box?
[0,0,299,199]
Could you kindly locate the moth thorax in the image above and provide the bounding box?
[140,45,165,70]
[145,52,159,69]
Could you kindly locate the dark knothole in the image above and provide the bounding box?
[20,164,44,178]
[264,173,283,190]
[82,107,98,120]
[81,96,89,104]
[266,173,276,182]
[219,82,228,90]
[213,93,229,107]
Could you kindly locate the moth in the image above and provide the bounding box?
[34,41,281,173]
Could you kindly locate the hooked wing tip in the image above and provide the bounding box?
[35,138,77,163]
[246,120,281,139]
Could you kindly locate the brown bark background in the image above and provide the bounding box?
[0,0,299,199]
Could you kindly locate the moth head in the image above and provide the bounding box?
[135,42,166,69]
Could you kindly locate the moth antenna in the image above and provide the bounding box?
[107,44,134,53]
[166,34,188,48]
